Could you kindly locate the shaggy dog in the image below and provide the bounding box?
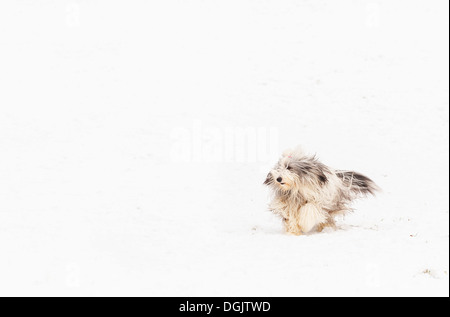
[264,147,379,235]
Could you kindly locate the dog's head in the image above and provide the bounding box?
[264,147,328,192]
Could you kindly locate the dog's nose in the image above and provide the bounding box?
[276,177,283,183]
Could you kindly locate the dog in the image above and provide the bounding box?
[264,147,379,235]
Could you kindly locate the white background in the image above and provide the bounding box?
[0,0,448,296]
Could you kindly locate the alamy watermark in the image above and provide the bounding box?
[170,120,279,165]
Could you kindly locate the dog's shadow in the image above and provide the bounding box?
[253,223,377,236]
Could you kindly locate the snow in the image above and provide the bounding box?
[0,0,448,296]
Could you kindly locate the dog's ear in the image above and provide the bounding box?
[263,173,272,185]
[317,172,328,185]
[289,160,328,185]
[288,161,310,176]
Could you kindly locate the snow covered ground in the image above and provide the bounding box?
[0,0,448,296]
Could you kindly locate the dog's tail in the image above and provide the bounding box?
[336,170,380,197]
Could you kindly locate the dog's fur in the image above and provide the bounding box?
[264,147,379,235]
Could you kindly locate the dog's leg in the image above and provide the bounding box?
[285,217,303,235]
[298,203,327,233]
[317,217,336,232]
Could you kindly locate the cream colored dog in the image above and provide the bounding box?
[264,147,379,235]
